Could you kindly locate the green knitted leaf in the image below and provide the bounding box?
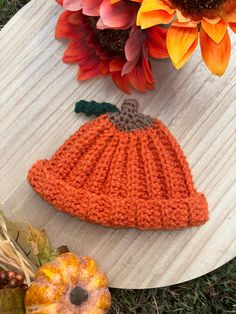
[75,100,119,117]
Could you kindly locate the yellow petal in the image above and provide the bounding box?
[200,28,231,76]
[167,26,198,69]
[171,20,197,28]
[139,0,174,14]
[201,20,227,44]
[176,10,191,23]
[203,16,221,25]
[137,10,174,28]
[137,0,175,28]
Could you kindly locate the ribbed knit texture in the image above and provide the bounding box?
[28,100,208,230]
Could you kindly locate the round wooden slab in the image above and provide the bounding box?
[0,0,235,289]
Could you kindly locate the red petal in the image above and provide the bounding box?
[56,0,63,5]
[99,60,111,74]
[64,40,94,63]
[122,55,140,76]
[110,58,125,72]
[147,26,168,59]
[229,22,236,33]
[100,0,138,29]
[112,73,131,94]
[82,0,103,16]
[63,0,82,11]
[78,65,101,80]
[142,46,155,85]
[126,66,145,93]
[96,18,109,29]
[78,55,101,70]
[125,27,145,61]
[55,11,84,39]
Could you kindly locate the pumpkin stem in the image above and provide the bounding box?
[56,246,69,255]
[70,286,88,306]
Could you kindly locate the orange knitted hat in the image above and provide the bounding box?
[28,99,208,230]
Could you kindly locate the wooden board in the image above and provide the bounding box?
[0,0,235,289]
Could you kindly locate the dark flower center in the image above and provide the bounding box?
[171,0,225,14]
[88,17,130,55]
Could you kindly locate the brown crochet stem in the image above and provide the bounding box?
[109,99,154,131]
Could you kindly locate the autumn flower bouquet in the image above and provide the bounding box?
[55,0,236,93]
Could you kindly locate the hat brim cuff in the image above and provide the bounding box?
[28,160,209,230]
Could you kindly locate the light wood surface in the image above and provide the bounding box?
[0,0,235,289]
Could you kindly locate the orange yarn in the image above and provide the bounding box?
[28,100,208,230]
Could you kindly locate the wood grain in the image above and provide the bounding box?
[0,0,235,289]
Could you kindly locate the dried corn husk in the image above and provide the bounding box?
[0,214,36,284]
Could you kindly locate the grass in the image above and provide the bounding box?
[1,1,236,313]
[110,259,236,313]
[0,0,29,29]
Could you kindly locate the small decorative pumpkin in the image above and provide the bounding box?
[25,252,111,314]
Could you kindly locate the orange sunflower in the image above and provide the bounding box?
[137,0,236,75]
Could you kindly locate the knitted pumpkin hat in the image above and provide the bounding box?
[28,99,208,230]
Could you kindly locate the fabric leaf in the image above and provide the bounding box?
[25,224,53,267]
[0,287,25,314]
